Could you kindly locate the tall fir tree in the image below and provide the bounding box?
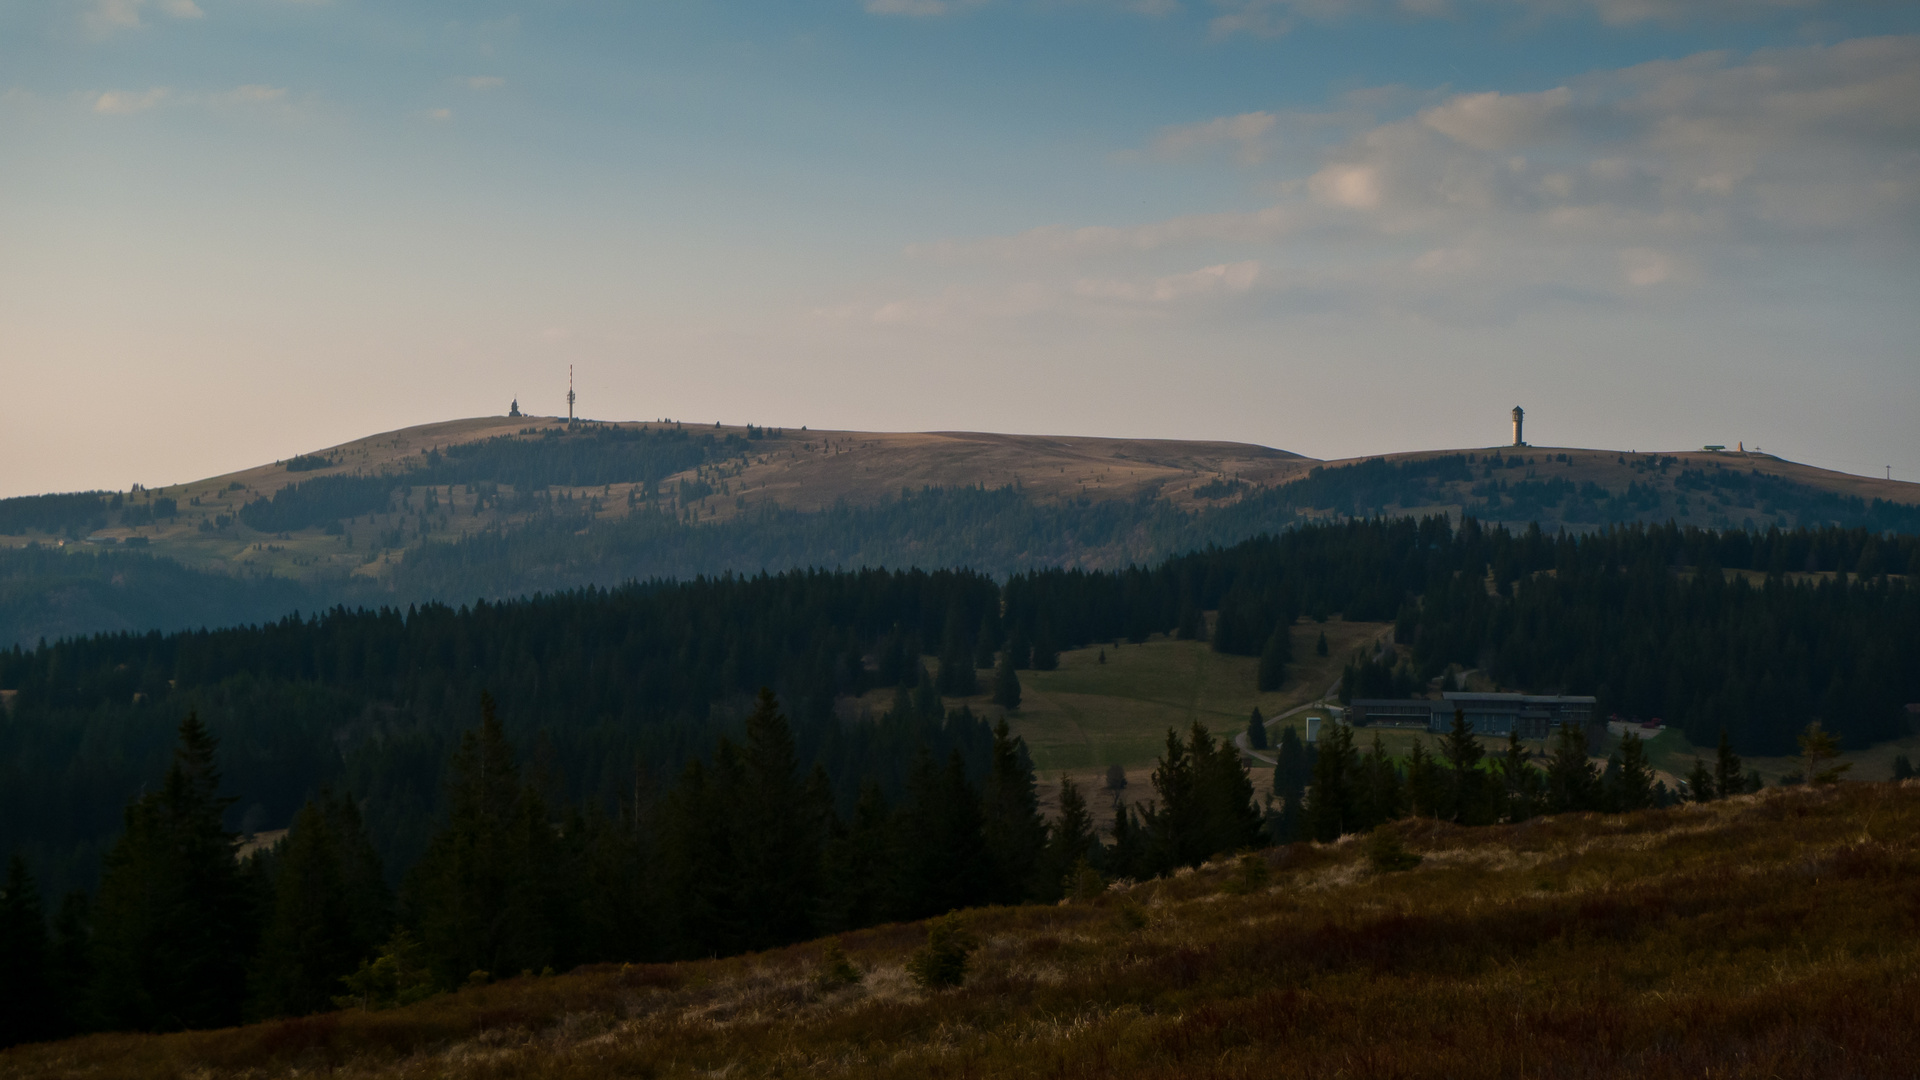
[1498,730,1540,823]
[48,891,93,1038]
[824,782,894,931]
[893,750,990,919]
[89,713,253,1032]
[1405,741,1444,819]
[1438,709,1495,826]
[248,793,391,1019]
[991,650,1022,711]
[1039,775,1096,902]
[1105,802,1147,882]
[1271,724,1312,842]
[1307,721,1360,842]
[1608,732,1656,811]
[0,854,54,1047]
[1257,627,1290,692]
[911,664,944,722]
[1357,734,1405,829]
[1713,729,1746,799]
[1686,759,1717,803]
[1141,728,1197,874]
[980,719,1046,905]
[406,694,559,986]
[1246,707,1268,751]
[1545,723,1603,814]
[1195,724,1263,858]
[730,689,829,951]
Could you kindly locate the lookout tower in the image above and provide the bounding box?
[567,365,576,422]
[1511,406,1525,447]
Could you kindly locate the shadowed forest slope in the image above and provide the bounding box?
[4,781,1915,1080]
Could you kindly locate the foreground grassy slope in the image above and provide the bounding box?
[8,782,1914,1079]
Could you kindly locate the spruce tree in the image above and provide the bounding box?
[1357,734,1405,829]
[973,612,1001,669]
[1405,741,1443,818]
[1797,721,1849,785]
[1307,720,1359,842]
[407,694,558,987]
[1246,707,1268,751]
[912,664,943,721]
[1106,802,1146,881]
[1315,630,1329,657]
[980,719,1046,905]
[991,650,1022,711]
[1498,729,1539,823]
[731,689,828,951]
[1272,725,1311,815]
[1141,727,1200,874]
[1195,723,1263,858]
[893,750,990,919]
[1545,723,1602,814]
[1713,729,1745,799]
[48,892,93,1038]
[90,713,252,1032]
[249,800,363,1018]
[1257,627,1289,692]
[1439,709,1493,825]
[824,782,895,931]
[0,854,54,1047]
[1686,759,1717,803]
[1040,775,1095,901]
[1609,732,1656,811]
[1030,624,1060,671]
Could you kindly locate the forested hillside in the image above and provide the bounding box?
[3,518,1914,907]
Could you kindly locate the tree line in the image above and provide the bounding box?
[3,518,1916,905]
[0,684,1261,1044]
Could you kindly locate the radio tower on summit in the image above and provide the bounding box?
[568,365,576,423]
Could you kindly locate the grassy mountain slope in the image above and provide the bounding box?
[7,781,1915,1079]
[3,416,1916,647]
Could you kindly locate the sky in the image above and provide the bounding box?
[1,0,1916,498]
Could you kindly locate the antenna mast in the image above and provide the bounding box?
[568,365,576,422]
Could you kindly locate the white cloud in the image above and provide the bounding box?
[1419,87,1571,151]
[84,0,203,33]
[93,88,169,114]
[215,84,286,105]
[1073,261,1261,303]
[1307,163,1382,209]
[1152,111,1277,163]
[468,76,505,90]
[879,36,1918,323]
[425,107,453,121]
[865,0,967,15]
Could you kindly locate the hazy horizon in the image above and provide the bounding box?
[3,0,1917,499]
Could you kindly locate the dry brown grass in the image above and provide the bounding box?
[10,782,1918,1079]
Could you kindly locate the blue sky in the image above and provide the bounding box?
[2,0,1916,496]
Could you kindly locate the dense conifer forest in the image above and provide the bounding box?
[1,516,1914,918]
[3,508,1919,1047]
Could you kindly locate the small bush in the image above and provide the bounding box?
[1069,859,1106,902]
[814,940,863,991]
[1224,852,1270,894]
[1366,828,1423,873]
[905,912,976,990]
[334,929,438,1011]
